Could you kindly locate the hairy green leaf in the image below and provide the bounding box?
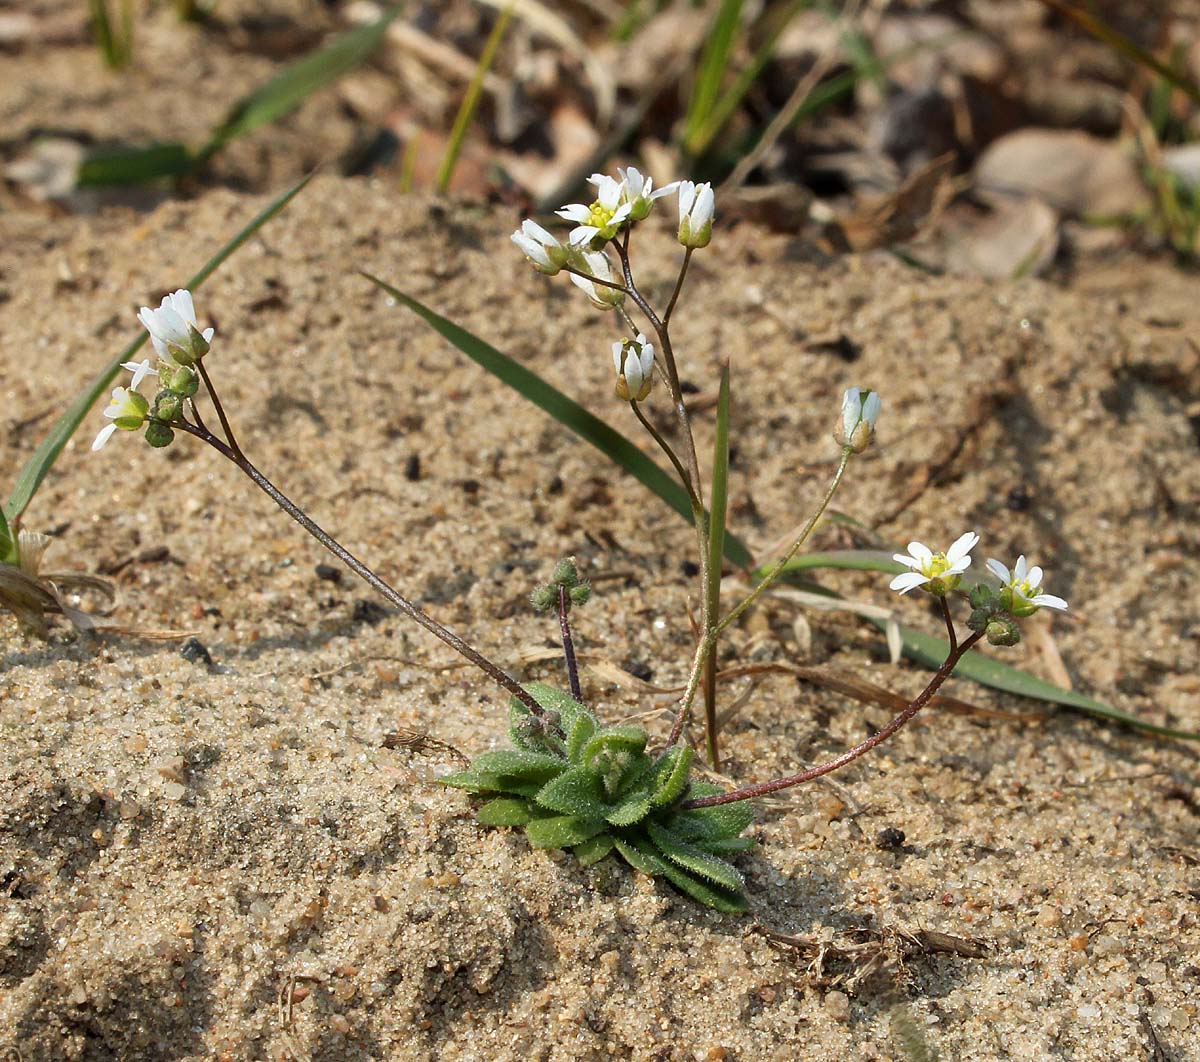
[580,726,647,767]
[605,793,651,827]
[566,710,597,761]
[4,174,310,525]
[573,834,616,867]
[439,771,538,797]
[616,837,748,913]
[648,745,694,807]
[672,785,756,841]
[476,797,535,826]
[535,766,606,817]
[472,749,566,783]
[695,835,756,855]
[647,822,744,892]
[525,814,606,849]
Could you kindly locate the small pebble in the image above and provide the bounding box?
[156,757,186,784]
[876,826,906,850]
[816,795,844,821]
[163,781,187,802]
[825,990,851,1022]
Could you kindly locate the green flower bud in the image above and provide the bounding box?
[568,584,591,606]
[160,364,199,398]
[968,583,994,609]
[552,558,580,588]
[985,618,1020,647]
[967,607,992,633]
[145,421,175,449]
[529,584,557,613]
[152,390,183,423]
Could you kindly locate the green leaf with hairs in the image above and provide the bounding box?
[672,786,756,842]
[534,766,606,817]
[476,797,535,826]
[605,793,651,827]
[471,749,566,783]
[566,710,596,761]
[4,174,310,526]
[616,837,747,913]
[648,745,694,807]
[647,822,744,892]
[574,834,615,866]
[361,273,755,569]
[525,814,606,849]
[580,726,647,766]
[439,771,539,797]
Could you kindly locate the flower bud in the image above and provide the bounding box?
[145,422,175,448]
[833,387,880,453]
[160,363,199,398]
[552,558,580,587]
[152,390,183,423]
[612,335,655,402]
[568,584,591,606]
[677,181,715,249]
[985,617,1021,647]
[529,584,557,613]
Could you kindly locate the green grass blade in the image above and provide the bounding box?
[361,272,754,570]
[888,619,1198,741]
[0,507,14,566]
[78,142,195,187]
[199,5,403,161]
[759,549,904,579]
[436,3,514,193]
[683,0,745,152]
[3,174,311,526]
[687,0,810,157]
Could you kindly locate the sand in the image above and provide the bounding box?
[1,178,1198,1060]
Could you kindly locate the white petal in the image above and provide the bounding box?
[892,552,922,570]
[907,541,933,563]
[693,183,715,226]
[568,226,598,245]
[1031,594,1068,611]
[945,558,971,575]
[1012,555,1028,581]
[946,531,979,565]
[522,219,558,245]
[890,571,930,594]
[556,204,591,223]
[985,558,1009,582]
[612,343,624,373]
[91,423,117,451]
[167,289,196,323]
[862,391,881,426]
[650,182,678,199]
[677,180,696,220]
[1026,565,1043,589]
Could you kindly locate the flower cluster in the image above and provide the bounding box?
[890,531,1068,644]
[92,289,212,451]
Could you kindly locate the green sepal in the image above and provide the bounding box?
[574,834,616,866]
[471,749,566,783]
[566,710,597,762]
[615,838,748,913]
[476,798,535,826]
[581,726,648,767]
[605,792,651,827]
[525,814,606,849]
[647,822,744,892]
[534,766,606,817]
[647,745,694,807]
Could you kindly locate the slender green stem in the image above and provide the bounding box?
[663,247,694,327]
[716,447,852,638]
[168,417,551,721]
[683,627,985,808]
[630,401,699,510]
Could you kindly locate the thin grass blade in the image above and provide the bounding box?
[361,272,754,569]
[78,142,195,187]
[4,174,311,525]
[683,0,745,154]
[0,508,14,566]
[199,5,403,161]
[436,3,514,193]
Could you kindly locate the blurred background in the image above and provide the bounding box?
[4,0,1200,280]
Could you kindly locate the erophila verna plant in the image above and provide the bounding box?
[92,168,1069,911]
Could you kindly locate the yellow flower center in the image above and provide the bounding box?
[587,200,617,233]
[921,553,953,579]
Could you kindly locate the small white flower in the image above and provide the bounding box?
[568,251,625,310]
[121,358,159,389]
[511,219,571,275]
[557,173,634,247]
[677,180,715,249]
[834,387,881,452]
[890,531,979,596]
[986,555,1068,616]
[613,334,655,402]
[619,167,677,221]
[137,289,214,366]
[91,385,149,451]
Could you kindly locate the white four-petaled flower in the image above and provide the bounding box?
[557,173,634,247]
[986,556,1068,616]
[511,219,572,275]
[91,385,150,451]
[890,531,979,596]
[677,180,715,249]
[137,289,214,366]
[620,167,677,221]
[613,334,655,402]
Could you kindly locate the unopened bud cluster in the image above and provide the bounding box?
[530,557,591,613]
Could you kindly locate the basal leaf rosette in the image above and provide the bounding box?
[440,683,755,912]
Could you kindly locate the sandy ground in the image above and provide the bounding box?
[1,178,1198,1060]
